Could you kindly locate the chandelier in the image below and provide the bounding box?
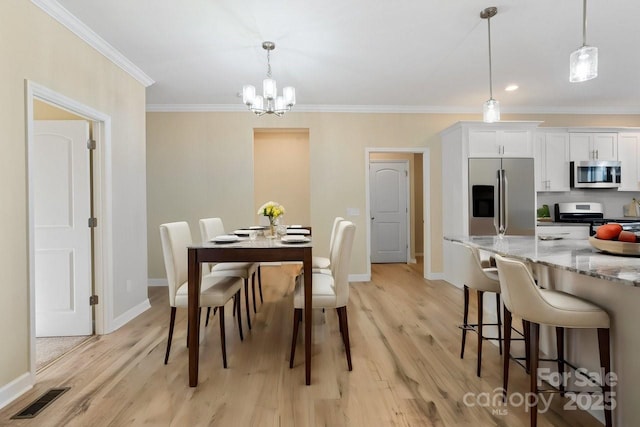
[569,0,598,82]
[242,41,296,116]
[481,7,500,123]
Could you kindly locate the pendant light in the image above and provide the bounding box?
[569,0,598,82]
[481,7,500,123]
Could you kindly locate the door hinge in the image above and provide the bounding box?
[87,139,96,150]
[89,295,99,306]
[88,217,98,228]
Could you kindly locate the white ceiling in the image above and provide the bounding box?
[51,0,640,113]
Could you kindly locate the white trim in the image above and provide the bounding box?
[0,373,33,411]
[409,258,417,264]
[146,103,640,115]
[30,0,154,87]
[426,272,445,281]
[148,279,168,287]
[349,274,370,282]
[111,299,151,332]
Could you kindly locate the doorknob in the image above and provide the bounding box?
[371,217,375,220]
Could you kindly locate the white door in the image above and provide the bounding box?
[370,161,408,263]
[34,120,92,337]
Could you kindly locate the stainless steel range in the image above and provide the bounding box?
[554,202,640,235]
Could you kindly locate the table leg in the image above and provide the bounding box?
[303,248,312,385]
[188,249,201,387]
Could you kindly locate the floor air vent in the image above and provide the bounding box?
[11,387,70,419]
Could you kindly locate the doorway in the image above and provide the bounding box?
[366,149,429,278]
[26,81,112,376]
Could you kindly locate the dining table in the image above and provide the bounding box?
[187,232,313,386]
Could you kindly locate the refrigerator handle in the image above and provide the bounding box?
[494,169,508,236]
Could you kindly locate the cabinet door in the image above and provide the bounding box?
[468,130,499,157]
[592,133,618,160]
[569,133,593,161]
[500,130,533,157]
[618,134,640,191]
[544,133,571,191]
[535,133,546,191]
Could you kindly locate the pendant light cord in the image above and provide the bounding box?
[487,15,493,100]
[582,0,588,46]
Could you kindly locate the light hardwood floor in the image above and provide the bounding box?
[0,263,603,426]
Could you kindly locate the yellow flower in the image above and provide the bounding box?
[258,201,286,219]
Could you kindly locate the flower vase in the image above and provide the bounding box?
[269,217,279,238]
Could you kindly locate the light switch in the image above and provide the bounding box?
[346,208,360,216]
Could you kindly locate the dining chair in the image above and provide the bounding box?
[159,221,243,368]
[289,220,356,371]
[312,216,344,272]
[494,254,612,427]
[199,218,260,329]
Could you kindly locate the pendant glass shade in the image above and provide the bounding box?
[263,78,277,99]
[252,95,264,112]
[242,85,256,105]
[483,98,500,123]
[569,45,598,82]
[283,86,296,106]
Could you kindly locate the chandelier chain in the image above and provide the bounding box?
[266,48,272,79]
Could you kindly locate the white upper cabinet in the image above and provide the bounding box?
[468,129,533,158]
[618,133,640,191]
[569,132,618,161]
[535,132,570,192]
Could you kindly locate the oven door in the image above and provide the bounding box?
[570,161,621,188]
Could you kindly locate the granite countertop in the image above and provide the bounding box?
[444,235,640,287]
[536,222,590,227]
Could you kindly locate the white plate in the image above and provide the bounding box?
[233,229,252,236]
[287,228,310,235]
[212,235,240,243]
[288,225,302,228]
[281,235,310,244]
[249,225,265,230]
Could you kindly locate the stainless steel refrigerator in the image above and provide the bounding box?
[468,158,535,236]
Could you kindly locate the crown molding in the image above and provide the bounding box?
[31,0,154,87]
[146,103,640,115]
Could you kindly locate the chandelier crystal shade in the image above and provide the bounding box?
[569,0,598,82]
[481,7,500,123]
[242,41,296,116]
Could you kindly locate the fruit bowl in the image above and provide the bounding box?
[588,236,640,256]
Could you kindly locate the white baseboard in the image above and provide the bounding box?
[349,273,370,282]
[426,272,444,280]
[0,372,33,411]
[111,298,151,332]
[409,258,417,264]
[148,278,168,287]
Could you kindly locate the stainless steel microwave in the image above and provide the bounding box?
[570,160,621,188]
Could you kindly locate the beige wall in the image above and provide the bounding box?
[254,130,310,225]
[147,112,640,280]
[0,2,147,391]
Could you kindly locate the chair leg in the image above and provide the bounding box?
[502,306,512,401]
[233,293,237,317]
[289,308,302,368]
[205,307,212,327]
[598,328,613,427]
[244,278,252,330]
[219,305,227,368]
[556,327,565,396]
[460,285,470,359]
[252,272,257,313]
[164,307,177,364]
[236,290,243,341]
[523,320,531,374]
[258,265,264,303]
[476,290,484,377]
[496,293,503,356]
[338,306,353,371]
[529,322,540,427]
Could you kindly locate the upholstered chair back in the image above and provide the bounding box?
[159,221,192,307]
[332,221,356,308]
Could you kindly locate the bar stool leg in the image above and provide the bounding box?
[476,290,484,377]
[496,293,503,356]
[556,327,565,396]
[529,322,540,427]
[460,285,470,359]
[502,306,512,402]
[598,328,613,427]
[523,320,531,374]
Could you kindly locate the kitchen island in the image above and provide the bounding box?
[445,235,640,426]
